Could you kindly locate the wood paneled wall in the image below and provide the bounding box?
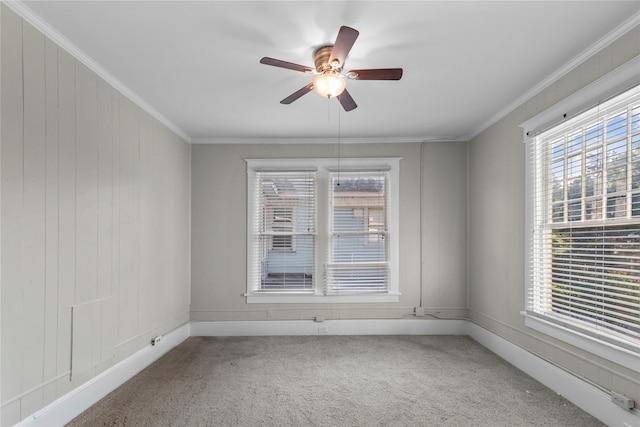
[1,6,191,425]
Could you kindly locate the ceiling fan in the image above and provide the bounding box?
[260,26,403,112]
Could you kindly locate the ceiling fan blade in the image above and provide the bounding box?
[347,68,403,80]
[337,89,357,112]
[260,57,314,73]
[280,83,314,104]
[329,26,359,68]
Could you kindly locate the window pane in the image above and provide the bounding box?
[552,202,565,223]
[606,113,627,142]
[552,139,564,159]
[568,201,582,221]
[607,140,627,167]
[552,160,564,202]
[607,195,626,218]
[585,198,602,220]
[607,166,626,194]
[332,175,386,232]
[585,147,602,172]
[585,172,602,197]
[567,155,581,178]
[631,106,640,133]
[567,178,582,201]
[585,123,603,148]
[259,234,314,289]
[632,134,640,162]
[567,133,582,155]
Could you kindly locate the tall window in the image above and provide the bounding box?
[327,172,388,294]
[253,171,315,291]
[246,158,400,303]
[528,84,640,351]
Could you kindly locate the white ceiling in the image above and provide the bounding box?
[14,1,640,143]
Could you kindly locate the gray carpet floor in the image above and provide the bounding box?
[66,335,605,426]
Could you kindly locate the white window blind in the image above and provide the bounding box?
[250,171,316,292]
[246,157,400,303]
[528,84,640,349]
[326,172,389,294]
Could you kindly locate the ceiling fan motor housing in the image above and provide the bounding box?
[314,45,338,72]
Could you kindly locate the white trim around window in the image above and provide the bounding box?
[521,56,640,372]
[245,158,401,304]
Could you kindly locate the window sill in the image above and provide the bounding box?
[246,293,401,304]
[522,312,640,373]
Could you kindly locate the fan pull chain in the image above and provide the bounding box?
[337,103,341,185]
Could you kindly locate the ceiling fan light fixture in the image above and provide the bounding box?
[313,72,346,98]
[260,26,401,110]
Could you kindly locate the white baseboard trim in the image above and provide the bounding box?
[466,322,639,427]
[190,318,468,336]
[15,322,190,427]
[14,319,637,427]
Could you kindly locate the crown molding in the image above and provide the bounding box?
[520,55,640,141]
[3,0,192,143]
[466,9,640,141]
[191,136,462,145]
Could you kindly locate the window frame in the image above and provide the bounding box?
[245,157,401,304]
[521,57,640,372]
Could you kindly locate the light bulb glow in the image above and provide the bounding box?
[313,72,346,98]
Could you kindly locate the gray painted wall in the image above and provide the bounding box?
[190,141,468,321]
[468,24,640,404]
[1,6,192,425]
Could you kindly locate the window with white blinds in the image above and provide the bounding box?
[528,84,640,350]
[250,171,316,292]
[327,172,389,294]
[246,158,400,303]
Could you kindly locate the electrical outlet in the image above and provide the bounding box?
[318,326,328,334]
[151,335,162,346]
[414,307,426,317]
[611,391,635,410]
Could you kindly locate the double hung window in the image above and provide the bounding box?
[246,158,400,303]
[526,83,640,364]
